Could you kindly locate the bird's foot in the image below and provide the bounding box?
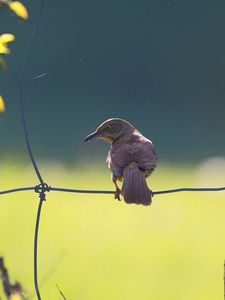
[114,188,121,201]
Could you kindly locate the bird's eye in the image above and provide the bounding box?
[107,125,112,130]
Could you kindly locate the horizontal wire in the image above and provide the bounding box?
[0,185,225,197]
[0,186,35,196]
[50,186,225,195]
[153,186,225,195]
[50,187,115,194]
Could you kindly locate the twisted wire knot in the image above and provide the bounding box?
[34,183,51,201]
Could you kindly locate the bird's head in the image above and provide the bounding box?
[83,118,135,144]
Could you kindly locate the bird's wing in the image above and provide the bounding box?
[135,140,157,171]
[107,136,157,177]
[107,145,132,178]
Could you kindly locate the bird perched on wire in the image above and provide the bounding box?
[84,118,157,205]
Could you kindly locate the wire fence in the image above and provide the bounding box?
[0,0,225,299]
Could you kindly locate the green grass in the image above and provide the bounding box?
[0,161,224,300]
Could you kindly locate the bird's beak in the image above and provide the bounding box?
[83,130,99,142]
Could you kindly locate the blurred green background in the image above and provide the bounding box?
[0,0,225,299]
[0,163,225,300]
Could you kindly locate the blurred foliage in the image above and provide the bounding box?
[0,0,28,20]
[0,95,5,112]
[7,1,28,20]
[0,0,28,110]
[0,257,27,299]
[0,162,224,300]
[0,33,15,55]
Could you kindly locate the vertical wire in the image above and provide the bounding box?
[19,0,45,184]
[19,1,46,299]
[34,198,44,300]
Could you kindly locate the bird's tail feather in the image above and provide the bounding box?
[121,162,151,206]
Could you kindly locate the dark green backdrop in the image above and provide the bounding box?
[0,0,225,163]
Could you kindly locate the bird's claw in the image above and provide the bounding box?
[114,188,121,201]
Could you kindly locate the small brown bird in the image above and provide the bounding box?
[84,118,157,205]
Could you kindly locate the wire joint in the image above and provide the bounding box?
[35,183,51,201]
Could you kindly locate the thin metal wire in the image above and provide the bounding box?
[50,186,115,194]
[19,0,45,185]
[50,185,225,195]
[0,186,35,195]
[153,186,225,195]
[34,198,44,300]
[1,185,225,197]
[19,0,46,299]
